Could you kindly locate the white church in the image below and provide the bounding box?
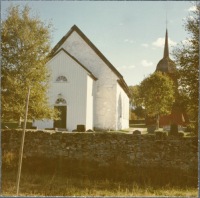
[33,25,131,131]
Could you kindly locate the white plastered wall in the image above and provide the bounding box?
[33,50,94,131]
[56,31,119,130]
[86,75,95,130]
[116,82,129,130]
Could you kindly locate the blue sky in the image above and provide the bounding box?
[1,1,194,86]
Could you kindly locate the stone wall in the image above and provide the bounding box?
[1,130,198,171]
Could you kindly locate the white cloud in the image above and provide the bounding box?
[188,5,197,11]
[141,44,148,47]
[117,65,135,70]
[141,60,153,67]
[119,23,123,26]
[152,47,156,50]
[124,39,135,43]
[152,37,177,47]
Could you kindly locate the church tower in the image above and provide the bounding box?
[155,29,176,74]
[146,29,190,130]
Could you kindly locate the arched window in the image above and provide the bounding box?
[55,98,67,104]
[56,76,67,82]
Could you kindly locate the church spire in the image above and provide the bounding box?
[163,29,169,58]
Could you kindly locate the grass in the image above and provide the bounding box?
[1,121,33,129]
[1,171,198,197]
[129,124,147,128]
[107,128,133,133]
[1,156,198,197]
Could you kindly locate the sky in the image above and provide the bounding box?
[1,1,194,86]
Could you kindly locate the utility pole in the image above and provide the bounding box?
[16,87,30,196]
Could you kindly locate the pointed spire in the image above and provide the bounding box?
[163,29,169,58]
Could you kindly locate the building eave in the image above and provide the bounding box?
[49,25,131,97]
[49,48,98,81]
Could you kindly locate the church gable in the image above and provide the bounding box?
[50,25,131,98]
[48,47,97,81]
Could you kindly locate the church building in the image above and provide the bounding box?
[146,28,190,130]
[33,25,131,131]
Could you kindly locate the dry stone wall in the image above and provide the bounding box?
[1,130,198,171]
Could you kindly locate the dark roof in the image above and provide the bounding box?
[49,48,98,81]
[156,57,176,73]
[50,25,131,98]
[155,29,176,73]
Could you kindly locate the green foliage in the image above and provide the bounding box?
[129,85,140,108]
[129,85,146,119]
[132,106,145,119]
[172,3,199,132]
[135,72,175,129]
[1,3,59,122]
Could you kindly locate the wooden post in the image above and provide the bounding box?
[16,87,30,196]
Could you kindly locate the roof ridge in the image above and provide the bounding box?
[49,47,98,81]
[50,25,131,97]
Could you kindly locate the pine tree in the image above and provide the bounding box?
[1,3,59,126]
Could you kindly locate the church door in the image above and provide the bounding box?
[54,106,67,129]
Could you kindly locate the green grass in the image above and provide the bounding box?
[107,128,133,133]
[1,171,198,197]
[1,121,33,129]
[1,156,198,197]
[129,124,147,128]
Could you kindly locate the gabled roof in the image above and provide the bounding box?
[50,25,131,98]
[49,48,98,81]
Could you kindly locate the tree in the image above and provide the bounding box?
[129,85,140,109]
[133,106,145,120]
[1,3,59,127]
[172,2,199,134]
[135,72,175,129]
[129,85,146,120]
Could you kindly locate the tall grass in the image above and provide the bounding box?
[1,155,198,197]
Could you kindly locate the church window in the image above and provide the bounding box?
[55,98,67,104]
[56,76,67,82]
